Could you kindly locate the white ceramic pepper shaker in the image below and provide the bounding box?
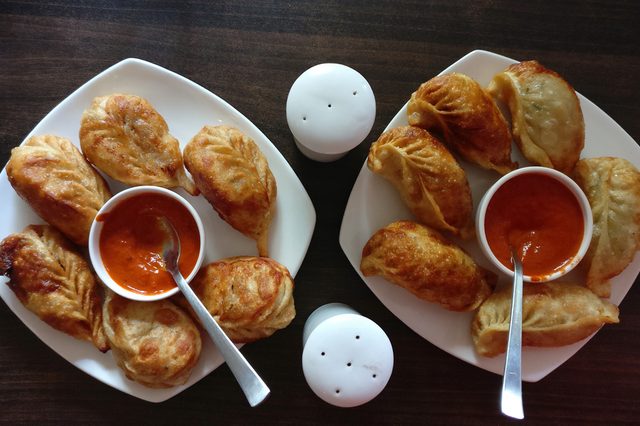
[286,64,376,162]
[302,303,393,407]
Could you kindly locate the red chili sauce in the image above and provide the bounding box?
[97,193,200,295]
[484,173,583,280]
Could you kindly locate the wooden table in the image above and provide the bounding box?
[1,1,639,424]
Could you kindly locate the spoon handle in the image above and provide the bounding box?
[501,252,524,419]
[172,270,270,407]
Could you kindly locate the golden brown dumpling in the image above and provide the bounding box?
[79,93,197,194]
[407,73,516,174]
[184,126,277,256]
[175,256,295,343]
[368,126,474,238]
[488,60,585,174]
[6,135,111,245]
[472,282,619,357]
[360,221,496,311]
[573,157,640,297]
[102,291,201,388]
[0,225,108,352]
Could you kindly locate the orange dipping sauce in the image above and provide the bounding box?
[97,192,200,295]
[484,173,584,280]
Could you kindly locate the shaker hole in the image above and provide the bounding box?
[353,91,358,95]
[372,374,377,378]
[328,104,332,108]
[347,362,352,367]
[355,335,360,340]
[335,389,340,394]
[321,352,325,356]
[302,116,307,121]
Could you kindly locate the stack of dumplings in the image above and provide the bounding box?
[1,91,294,389]
[362,58,635,358]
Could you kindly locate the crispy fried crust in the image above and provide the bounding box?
[360,221,496,311]
[408,73,516,175]
[6,135,111,245]
[368,126,474,238]
[0,225,108,352]
[103,291,202,388]
[175,256,295,343]
[79,93,197,194]
[574,157,640,297]
[488,60,585,174]
[472,282,619,357]
[183,125,277,256]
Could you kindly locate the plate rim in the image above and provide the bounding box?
[339,49,639,383]
[0,57,316,402]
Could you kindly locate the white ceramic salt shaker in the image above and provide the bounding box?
[286,64,376,162]
[302,303,393,407]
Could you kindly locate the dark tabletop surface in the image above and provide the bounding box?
[1,1,639,424]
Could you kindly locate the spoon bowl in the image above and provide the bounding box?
[157,216,271,407]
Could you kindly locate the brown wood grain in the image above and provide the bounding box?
[1,1,639,424]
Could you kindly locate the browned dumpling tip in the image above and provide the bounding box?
[175,256,295,343]
[79,93,197,195]
[6,135,111,245]
[472,282,619,357]
[102,291,202,388]
[488,60,585,174]
[184,125,277,257]
[573,157,640,297]
[368,126,474,238]
[360,221,496,311]
[0,225,108,352]
[407,73,516,175]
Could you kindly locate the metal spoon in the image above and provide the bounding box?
[501,248,524,419]
[157,216,270,407]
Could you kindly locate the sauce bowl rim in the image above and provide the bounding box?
[475,166,593,283]
[88,186,205,301]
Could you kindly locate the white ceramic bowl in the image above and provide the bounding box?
[476,166,593,283]
[89,186,205,301]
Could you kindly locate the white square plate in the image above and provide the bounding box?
[0,58,316,402]
[339,50,640,382]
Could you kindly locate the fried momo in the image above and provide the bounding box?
[176,257,295,343]
[472,282,619,357]
[360,221,496,311]
[6,135,111,245]
[184,126,277,256]
[79,93,197,194]
[407,73,516,174]
[368,126,473,238]
[103,291,201,388]
[488,60,585,174]
[573,157,640,297]
[0,225,108,352]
